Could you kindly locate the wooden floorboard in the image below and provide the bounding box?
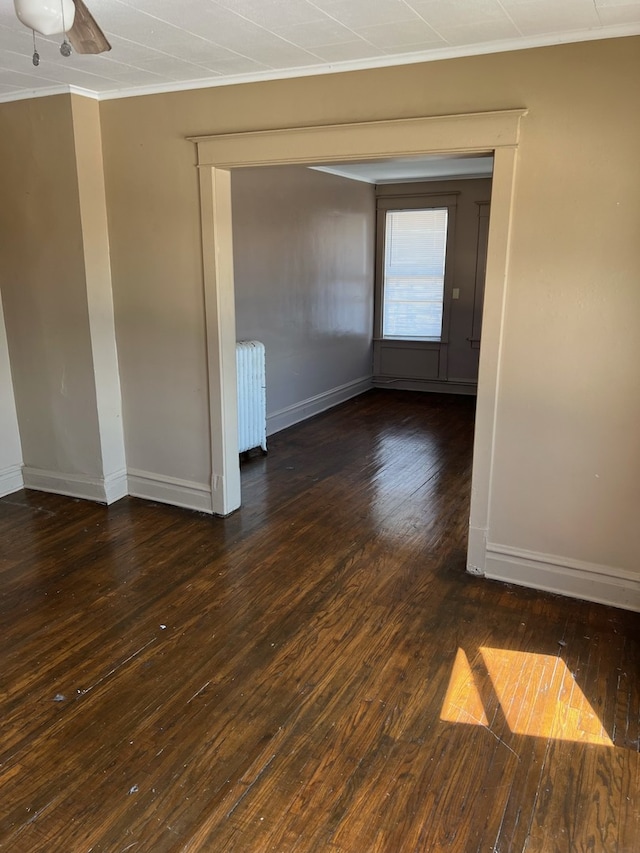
[0,390,638,852]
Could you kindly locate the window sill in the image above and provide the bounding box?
[374,337,443,346]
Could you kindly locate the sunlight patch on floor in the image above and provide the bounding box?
[441,647,489,727]
[440,647,613,746]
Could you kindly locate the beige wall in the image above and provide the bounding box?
[0,95,126,502]
[100,36,640,588]
[0,96,103,478]
[101,93,211,485]
[232,165,375,429]
[70,95,127,490]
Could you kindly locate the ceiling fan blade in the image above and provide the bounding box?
[68,0,111,54]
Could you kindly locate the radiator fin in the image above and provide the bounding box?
[236,341,267,454]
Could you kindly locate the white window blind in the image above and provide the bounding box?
[382,208,448,339]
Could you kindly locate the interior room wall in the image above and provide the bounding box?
[232,165,375,434]
[0,290,23,497]
[0,95,126,503]
[95,36,638,602]
[101,95,212,495]
[70,95,127,502]
[0,96,103,488]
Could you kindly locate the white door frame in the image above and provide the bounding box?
[190,109,526,577]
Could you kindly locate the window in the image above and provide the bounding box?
[381,207,449,340]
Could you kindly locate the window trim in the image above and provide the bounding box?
[374,193,458,345]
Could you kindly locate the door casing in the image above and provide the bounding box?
[189,109,526,578]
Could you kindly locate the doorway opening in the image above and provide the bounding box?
[230,157,492,435]
[189,109,526,578]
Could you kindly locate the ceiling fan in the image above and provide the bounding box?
[14,0,111,62]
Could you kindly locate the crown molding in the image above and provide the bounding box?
[0,24,638,105]
[0,83,100,104]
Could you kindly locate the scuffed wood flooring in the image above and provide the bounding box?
[0,390,638,852]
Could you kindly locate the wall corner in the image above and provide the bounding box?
[467,525,487,576]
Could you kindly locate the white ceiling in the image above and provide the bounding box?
[0,0,639,102]
[312,153,494,183]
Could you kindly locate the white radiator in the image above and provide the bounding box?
[236,341,267,454]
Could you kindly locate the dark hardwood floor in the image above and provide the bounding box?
[0,390,638,852]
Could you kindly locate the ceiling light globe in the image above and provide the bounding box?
[14,0,76,36]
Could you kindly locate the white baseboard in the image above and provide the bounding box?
[22,466,122,504]
[127,468,213,514]
[0,464,24,498]
[104,469,129,504]
[466,525,487,575]
[373,377,477,395]
[267,376,373,436]
[484,543,640,612]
